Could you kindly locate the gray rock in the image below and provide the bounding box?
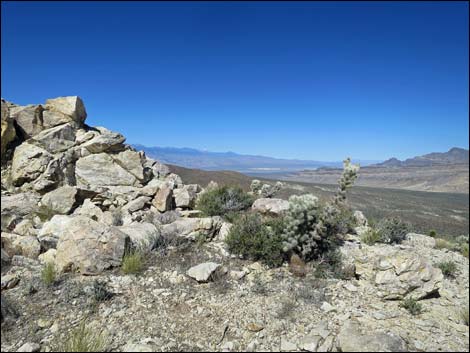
[11,142,53,185]
[122,196,151,213]
[17,343,41,352]
[252,198,290,216]
[9,104,45,138]
[118,222,160,252]
[152,186,173,212]
[80,126,125,153]
[1,99,16,159]
[173,184,199,209]
[1,232,41,259]
[41,185,79,215]
[44,96,86,126]
[31,123,76,153]
[187,262,220,282]
[55,215,129,274]
[337,320,407,352]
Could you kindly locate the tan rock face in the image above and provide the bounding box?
[44,96,87,125]
[252,198,290,216]
[152,186,173,212]
[55,215,129,274]
[1,232,41,259]
[9,104,44,138]
[11,142,53,185]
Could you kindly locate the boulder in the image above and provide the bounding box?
[43,96,86,126]
[41,185,79,215]
[1,232,41,259]
[173,184,200,209]
[122,196,151,213]
[75,153,139,187]
[1,192,41,231]
[187,262,220,282]
[111,149,150,183]
[80,126,125,153]
[337,320,407,352]
[252,198,290,216]
[54,215,129,274]
[350,245,443,300]
[152,186,173,212]
[1,99,16,159]
[9,104,45,138]
[404,233,436,248]
[354,210,368,226]
[118,222,160,252]
[162,217,222,240]
[38,214,75,250]
[31,123,76,153]
[11,142,53,185]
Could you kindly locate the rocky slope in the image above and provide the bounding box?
[1,97,469,352]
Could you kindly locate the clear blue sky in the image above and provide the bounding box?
[1,1,468,161]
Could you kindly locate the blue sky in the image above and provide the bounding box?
[1,1,468,161]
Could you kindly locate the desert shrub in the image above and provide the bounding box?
[275,298,297,320]
[60,320,108,352]
[437,261,458,278]
[91,280,113,302]
[152,210,180,225]
[225,213,285,267]
[434,238,454,250]
[361,228,381,245]
[428,229,437,238]
[121,251,145,274]
[41,262,57,286]
[196,186,254,218]
[376,217,412,244]
[400,298,423,316]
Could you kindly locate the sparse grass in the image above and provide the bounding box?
[399,298,423,316]
[461,243,469,258]
[361,228,381,245]
[91,280,113,302]
[41,262,57,286]
[434,238,454,250]
[276,298,297,320]
[121,251,145,275]
[437,261,458,278]
[251,273,269,296]
[60,320,108,352]
[460,304,469,326]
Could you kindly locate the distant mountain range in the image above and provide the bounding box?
[373,147,469,167]
[132,144,380,173]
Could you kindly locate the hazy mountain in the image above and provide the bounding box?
[133,144,380,173]
[375,147,469,167]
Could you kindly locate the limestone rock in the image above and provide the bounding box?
[152,186,173,212]
[41,185,79,215]
[118,222,160,252]
[9,104,45,138]
[337,320,407,352]
[17,343,41,352]
[122,196,151,213]
[55,215,129,274]
[80,126,125,153]
[1,233,41,259]
[31,123,76,153]
[75,153,139,187]
[354,210,368,226]
[1,192,40,231]
[187,262,220,282]
[173,184,200,209]
[111,149,149,183]
[1,99,16,160]
[162,217,222,240]
[44,96,86,126]
[252,198,289,216]
[11,142,53,185]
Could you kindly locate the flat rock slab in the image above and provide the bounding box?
[187,262,220,282]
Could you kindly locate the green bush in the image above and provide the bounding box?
[376,217,412,244]
[428,229,437,238]
[60,320,108,352]
[461,243,469,258]
[91,280,113,302]
[225,213,285,267]
[434,238,454,250]
[361,228,381,245]
[121,251,145,275]
[41,262,57,286]
[437,261,458,278]
[400,298,423,316]
[196,186,254,218]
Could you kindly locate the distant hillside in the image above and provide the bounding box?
[134,144,380,173]
[375,147,469,167]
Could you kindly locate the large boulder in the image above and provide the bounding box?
[252,198,290,216]
[43,96,86,127]
[54,215,129,274]
[118,222,160,252]
[1,192,41,231]
[80,126,125,153]
[11,143,53,185]
[350,245,443,300]
[31,123,76,154]
[111,149,150,183]
[75,153,139,187]
[9,104,45,138]
[40,185,79,215]
[32,149,77,192]
[161,217,222,240]
[1,99,16,160]
[38,214,73,250]
[173,184,200,209]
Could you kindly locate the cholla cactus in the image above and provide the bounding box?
[251,180,284,198]
[282,158,359,261]
[333,158,359,206]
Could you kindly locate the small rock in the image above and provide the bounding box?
[280,338,298,352]
[18,343,41,352]
[246,323,264,332]
[186,262,220,282]
[299,335,321,352]
[321,302,336,313]
[1,274,19,290]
